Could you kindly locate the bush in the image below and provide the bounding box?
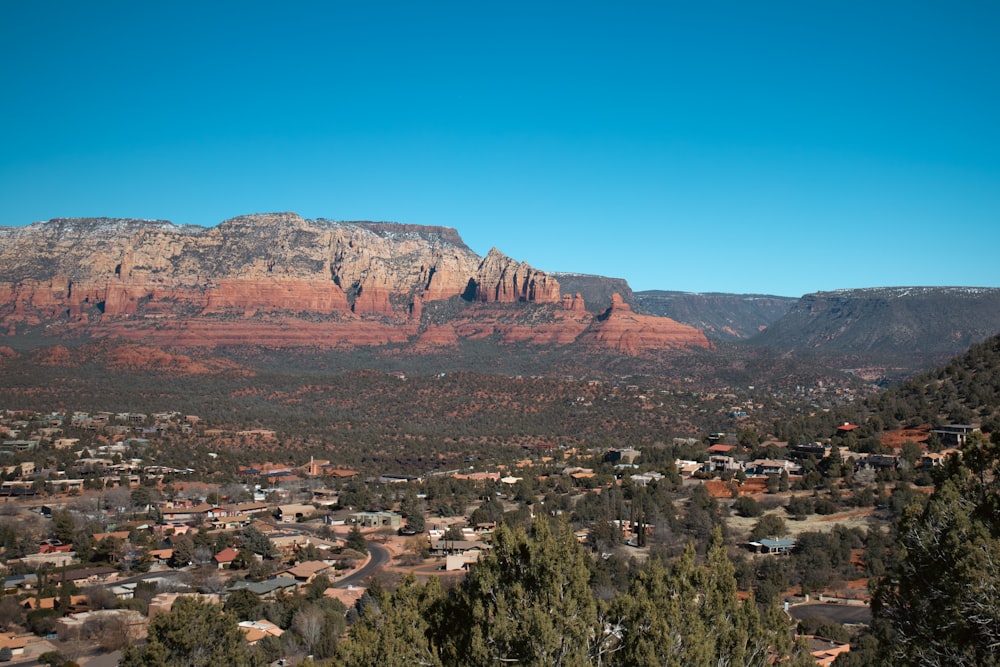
[26,609,60,637]
[785,496,814,519]
[733,496,762,518]
[796,616,851,643]
[813,498,839,515]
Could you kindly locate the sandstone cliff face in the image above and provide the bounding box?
[0,214,561,320]
[470,248,562,304]
[580,294,711,354]
[0,215,709,356]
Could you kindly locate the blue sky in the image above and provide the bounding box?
[2,2,998,296]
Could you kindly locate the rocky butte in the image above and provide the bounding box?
[0,213,709,355]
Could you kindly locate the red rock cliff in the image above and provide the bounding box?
[0,215,708,357]
[470,248,561,304]
[580,293,711,354]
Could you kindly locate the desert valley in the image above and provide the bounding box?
[0,215,998,666]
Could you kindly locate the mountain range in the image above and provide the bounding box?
[2,213,999,384]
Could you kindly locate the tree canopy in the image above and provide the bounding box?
[119,596,258,667]
[335,517,804,667]
[872,432,1000,666]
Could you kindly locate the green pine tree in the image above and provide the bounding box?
[119,596,259,667]
[442,516,599,667]
[873,435,1000,666]
[336,574,444,667]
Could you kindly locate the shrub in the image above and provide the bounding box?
[733,496,762,518]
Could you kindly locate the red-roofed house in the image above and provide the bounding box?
[213,547,239,569]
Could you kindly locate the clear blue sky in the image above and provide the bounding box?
[2,1,998,296]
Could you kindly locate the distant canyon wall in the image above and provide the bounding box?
[0,213,709,355]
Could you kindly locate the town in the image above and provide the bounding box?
[0,389,982,666]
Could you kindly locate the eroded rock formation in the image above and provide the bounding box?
[580,294,710,354]
[0,214,709,355]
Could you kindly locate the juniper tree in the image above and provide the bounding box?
[873,433,1000,666]
[336,574,445,667]
[119,596,258,667]
[441,516,599,667]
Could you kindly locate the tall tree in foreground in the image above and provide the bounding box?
[610,527,798,667]
[440,517,600,667]
[120,596,258,666]
[873,432,1000,666]
[336,574,445,667]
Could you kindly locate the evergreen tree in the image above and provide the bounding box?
[441,517,599,667]
[609,528,793,667]
[610,548,711,666]
[873,435,1000,666]
[345,524,368,553]
[239,525,276,558]
[119,596,258,667]
[336,574,444,667]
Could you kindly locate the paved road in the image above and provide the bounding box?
[789,601,871,625]
[335,540,390,588]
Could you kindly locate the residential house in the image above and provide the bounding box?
[446,549,486,571]
[323,468,359,479]
[281,560,333,586]
[16,551,79,569]
[324,585,365,609]
[451,471,501,483]
[431,540,489,556]
[801,636,851,666]
[919,448,961,468]
[746,459,802,476]
[226,578,298,600]
[349,511,402,529]
[630,472,665,487]
[860,454,899,471]
[277,503,316,523]
[604,448,643,465]
[311,488,339,506]
[0,480,36,496]
[0,633,27,659]
[53,566,119,588]
[39,540,73,554]
[213,547,240,569]
[239,619,284,645]
[1,574,37,594]
[791,442,829,459]
[930,424,980,447]
[379,474,420,484]
[148,593,221,619]
[22,594,88,612]
[702,456,741,475]
[750,538,796,555]
[56,609,147,642]
[46,478,85,494]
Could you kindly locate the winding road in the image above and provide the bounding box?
[335,540,390,588]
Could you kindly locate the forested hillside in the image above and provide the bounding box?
[633,291,796,341]
[750,288,1000,378]
[757,333,1000,665]
[775,333,1000,444]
